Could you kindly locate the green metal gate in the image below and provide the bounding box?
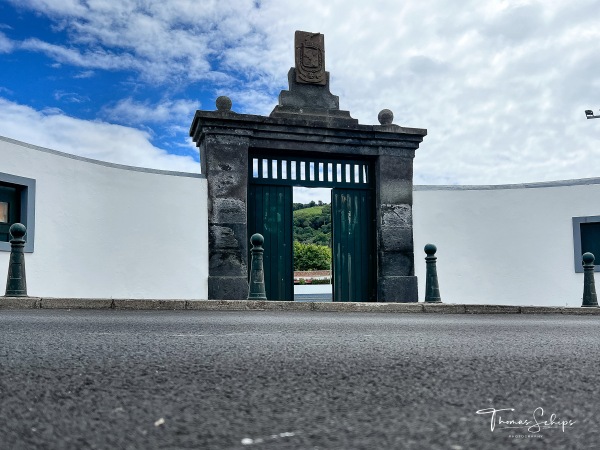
[248,152,375,301]
[248,184,293,301]
[331,189,376,302]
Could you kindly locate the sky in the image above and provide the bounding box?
[1,0,600,203]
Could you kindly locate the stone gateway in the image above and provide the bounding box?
[190,31,427,302]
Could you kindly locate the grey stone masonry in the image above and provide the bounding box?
[270,69,357,125]
[190,32,426,301]
[190,102,426,301]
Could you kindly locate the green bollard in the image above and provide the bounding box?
[581,252,598,307]
[424,243,441,303]
[4,223,28,297]
[248,233,267,300]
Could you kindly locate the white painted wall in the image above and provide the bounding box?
[2,135,598,305]
[413,182,600,307]
[0,136,208,299]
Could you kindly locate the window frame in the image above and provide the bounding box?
[0,172,36,253]
[572,215,600,273]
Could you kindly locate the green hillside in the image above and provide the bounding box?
[293,202,332,271]
[293,202,331,246]
[293,205,323,220]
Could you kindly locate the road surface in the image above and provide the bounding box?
[1,310,598,449]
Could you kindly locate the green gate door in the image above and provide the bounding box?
[248,184,293,301]
[249,153,375,302]
[332,188,376,302]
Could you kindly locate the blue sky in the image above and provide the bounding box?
[1,0,600,197]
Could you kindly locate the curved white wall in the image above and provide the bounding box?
[413,182,600,307]
[2,135,598,305]
[0,136,208,299]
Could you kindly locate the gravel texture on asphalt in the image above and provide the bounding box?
[0,310,598,449]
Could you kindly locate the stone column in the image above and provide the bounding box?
[202,133,251,300]
[376,154,418,302]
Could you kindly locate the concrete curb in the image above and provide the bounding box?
[0,297,41,309]
[2,298,600,315]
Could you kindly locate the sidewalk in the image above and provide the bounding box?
[2,297,599,315]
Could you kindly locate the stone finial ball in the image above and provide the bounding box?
[583,252,595,264]
[424,243,437,255]
[216,96,232,111]
[250,233,264,247]
[9,223,26,239]
[378,109,394,125]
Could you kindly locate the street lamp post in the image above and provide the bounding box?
[585,109,600,119]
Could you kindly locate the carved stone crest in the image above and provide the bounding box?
[295,31,326,85]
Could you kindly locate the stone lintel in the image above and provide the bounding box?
[191,119,425,163]
[190,110,427,144]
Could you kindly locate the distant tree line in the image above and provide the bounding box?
[293,202,331,246]
[293,202,332,271]
[293,242,331,271]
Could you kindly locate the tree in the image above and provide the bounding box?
[293,203,332,245]
[293,242,331,271]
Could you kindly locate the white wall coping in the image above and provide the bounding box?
[415,177,600,191]
[7,135,600,189]
[0,135,205,179]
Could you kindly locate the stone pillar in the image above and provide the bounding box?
[202,133,251,300]
[376,154,418,302]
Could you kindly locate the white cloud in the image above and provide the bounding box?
[73,70,95,78]
[53,90,89,103]
[20,38,142,71]
[0,32,14,53]
[0,98,200,173]
[101,98,200,125]
[11,0,88,16]
[293,187,331,204]
[5,0,600,185]
[10,0,265,83]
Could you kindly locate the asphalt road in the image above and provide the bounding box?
[1,310,599,449]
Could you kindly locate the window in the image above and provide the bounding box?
[573,216,600,273]
[0,172,36,253]
[0,202,8,223]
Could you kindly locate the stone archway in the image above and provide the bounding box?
[189,31,427,302]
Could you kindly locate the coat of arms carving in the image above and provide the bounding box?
[295,31,326,85]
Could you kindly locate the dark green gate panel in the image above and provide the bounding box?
[248,184,293,301]
[332,189,375,302]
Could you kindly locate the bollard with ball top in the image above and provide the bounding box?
[248,233,267,300]
[424,243,442,303]
[4,223,28,297]
[581,252,598,307]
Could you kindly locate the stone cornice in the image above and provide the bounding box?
[190,110,427,155]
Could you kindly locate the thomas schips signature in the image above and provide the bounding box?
[476,407,576,433]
